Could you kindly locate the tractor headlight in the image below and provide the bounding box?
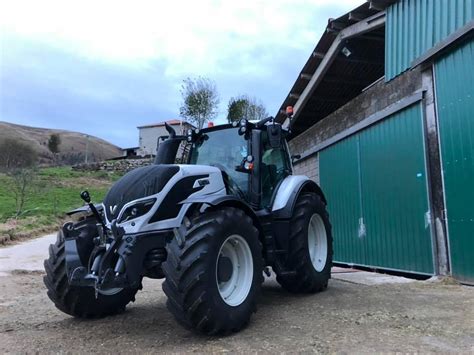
[119,198,156,223]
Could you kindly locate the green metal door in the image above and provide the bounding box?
[359,104,434,274]
[319,135,365,265]
[435,39,474,283]
[320,103,434,274]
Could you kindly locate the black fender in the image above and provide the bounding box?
[272,178,327,220]
[181,195,264,235]
[66,203,103,217]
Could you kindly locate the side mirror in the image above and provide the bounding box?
[267,124,282,148]
[235,155,254,174]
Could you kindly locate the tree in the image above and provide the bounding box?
[179,77,219,129]
[48,133,61,157]
[0,138,37,172]
[227,95,268,123]
[10,168,37,217]
[0,139,38,217]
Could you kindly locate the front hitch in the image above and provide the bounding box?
[67,220,128,293]
[64,221,170,293]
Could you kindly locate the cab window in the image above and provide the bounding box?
[261,131,291,207]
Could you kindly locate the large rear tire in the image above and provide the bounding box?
[162,207,263,335]
[43,228,139,318]
[276,192,333,293]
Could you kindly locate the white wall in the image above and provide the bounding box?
[138,126,168,156]
[138,123,192,156]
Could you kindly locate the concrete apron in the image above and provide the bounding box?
[0,234,56,276]
[331,267,416,286]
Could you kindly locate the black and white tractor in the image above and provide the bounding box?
[44,109,333,335]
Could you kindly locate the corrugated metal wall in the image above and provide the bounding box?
[319,136,364,265]
[435,38,474,283]
[385,0,474,81]
[320,103,434,274]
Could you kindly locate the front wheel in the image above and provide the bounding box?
[162,207,263,335]
[43,228,139,318]
[276,192,333,293]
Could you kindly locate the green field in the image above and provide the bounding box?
[0,167,122,239]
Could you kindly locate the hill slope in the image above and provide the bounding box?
[0,121,122,164]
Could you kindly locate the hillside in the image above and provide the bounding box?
[0,121,122,165]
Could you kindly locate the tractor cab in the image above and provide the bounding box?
[156,117,293,210]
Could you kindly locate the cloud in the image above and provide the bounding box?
[0,0,362,147]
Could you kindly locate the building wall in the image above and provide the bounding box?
[292,153,320,184]
[138,123,191,156]
[434,38,474,283]
[289,65,423,172]
[287,0,472,280]
[385,0,474,80]
[139,126,169,156]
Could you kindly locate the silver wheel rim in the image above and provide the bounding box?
[216,234,253,307]
[308,213,328,272]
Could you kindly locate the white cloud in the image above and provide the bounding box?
[0,0,364,146]
[0,0,362,76]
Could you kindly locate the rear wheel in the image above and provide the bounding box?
[276,192,333,293]
[43,228,139,318]
[162,207,263,335]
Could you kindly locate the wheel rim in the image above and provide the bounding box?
[216,234,253,307]
[308,213,328,272]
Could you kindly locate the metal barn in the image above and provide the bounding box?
[278,0,474,283]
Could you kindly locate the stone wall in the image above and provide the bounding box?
[293,153,320,184]
[72,158,153,173]
[289,66,423,181]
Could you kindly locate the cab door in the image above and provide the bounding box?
[260,130,292,208]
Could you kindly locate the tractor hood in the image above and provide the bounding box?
[103,165,180,221]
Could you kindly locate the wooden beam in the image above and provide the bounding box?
[348,12,364,22]
[312,51,325,58]
[300,73,313,80]
[369,1,384,11]
[329,20,347,31]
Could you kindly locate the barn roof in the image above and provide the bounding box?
[276,0,397,137]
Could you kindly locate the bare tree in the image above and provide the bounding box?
[0,138,37,171]
[227,95,268,123]
[0,139,38,217]
[180,77,220,129]
[10,168,37,217]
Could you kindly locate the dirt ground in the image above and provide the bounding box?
[0,271,473,353]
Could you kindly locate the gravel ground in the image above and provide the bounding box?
[0,270,473,353]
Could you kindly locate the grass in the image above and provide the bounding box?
[0,166,122,243]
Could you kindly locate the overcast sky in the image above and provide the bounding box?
[0,0,362,148]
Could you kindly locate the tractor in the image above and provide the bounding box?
[43,109,333,335]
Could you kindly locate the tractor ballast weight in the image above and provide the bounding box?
[44,112,333,335]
